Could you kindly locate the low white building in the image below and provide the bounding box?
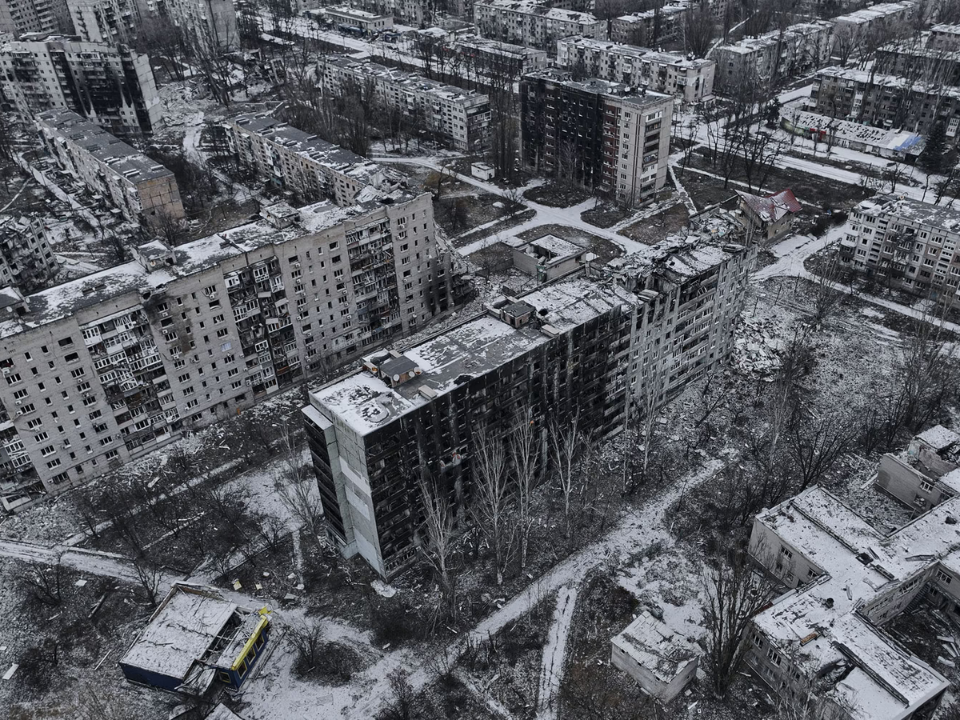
[611,611,700,703]
[556,36,715,104]
[782,108,924,160]
[310,5,392,33]
[504,234,591,281]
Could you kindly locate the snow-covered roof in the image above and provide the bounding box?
[834,1,915,26]
[475,0,601,24]
[788,109,924,154]
[737,189,801,223]
[311,279,638,434]
[916,425,960,452]
[35,109,174,183]
[228,113,404,188]
[713,20,832,55]
[321,54,490,107]
[613,610,698,683]
[816,65,960,101]
[0,197,397,340]
[615,4,686,24]
[120,584,239,682]
[854,193,960,235]
[557,35,715,69]
[522,68,673,108]
[753,487,952,720]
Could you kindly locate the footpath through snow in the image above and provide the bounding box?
[240,459,725,719]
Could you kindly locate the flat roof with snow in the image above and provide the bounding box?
[753,486,952,720]
[120,585,239,683]
[311,279,638,435]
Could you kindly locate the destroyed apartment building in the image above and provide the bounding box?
[742,426,960,720]
[303,217,756,578]
[224,113,409,206]
[0,35,161,136]
[35,109,184,226]
[0,215,59,293]
[840,194,960,305]
[0,186,464,511]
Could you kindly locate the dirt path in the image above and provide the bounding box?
[537,584,579,719]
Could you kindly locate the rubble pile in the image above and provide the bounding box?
[732,316,783,377]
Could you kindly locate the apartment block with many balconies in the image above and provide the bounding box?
[473,0,606,52]
[556,36,716,105]
[318,54,491,152]
[0,216,60,293]
[520,68,673,208]
[0,35,161,135]
[303,214,755,578]
[838,194,960,304]
[0,188,462,511]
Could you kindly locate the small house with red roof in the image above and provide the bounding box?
[736,189,801,242]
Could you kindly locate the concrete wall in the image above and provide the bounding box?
[876,454,945,511]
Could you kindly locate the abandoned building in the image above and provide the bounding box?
[0,190,464,511]
[520,69,673,208]
[504,234,592,282]
[555,37,716,105]
[224,113,409,206]
[303,222,755,578]
[743,428,960,720]
[0,35,161,136]
[119,583,272,695]
[736,189,802,243]
[0,215,60,292]
[35,109,183,225]
[839,194,960,304]
[611,610,700,703]
[318,55,492,152]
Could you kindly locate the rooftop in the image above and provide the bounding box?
[613,610,699,683]
[320,5,390,19]
[615,4,687,23]
[452,33,548,58]
[475,0,601,24]
[558,35,715,68]
[815,65,960,99]
[753,486,952,720]
[119,584,239,682]
[713,20,833,54]
[787,108,924,153]
[834,1,915,25]
[228,113,404,188]
[321,54,490,106]
[311,278,638,435]
[35,109,172,183]
[0,197,404,340]
[854,193,960,234]
[737,189,801,223]
[522,68,673,108]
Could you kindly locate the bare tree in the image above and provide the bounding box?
[702,550,776,696]
[288,616,325,670]
[685,1,717,58]
[418,472,458,612]
[20,554,66,607]
[378,668,415,720]
[510,409,540,570]
[471,430,516,586]
[786,413,851,491]
[550,414,581,537]
[132,556,165,606]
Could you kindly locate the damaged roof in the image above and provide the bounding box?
[737,189,802,223]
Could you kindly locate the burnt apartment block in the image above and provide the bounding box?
[303,219,756,578]
[520,69,673,209]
